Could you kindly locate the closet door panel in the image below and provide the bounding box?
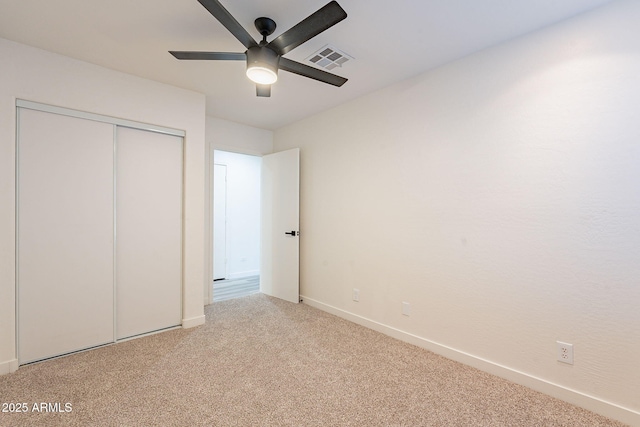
[116,127,182,340]
[18,108,115,364]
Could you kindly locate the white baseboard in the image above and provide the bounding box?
[182,315,206,329]
[301,295,640,427]
[0,359,19,376]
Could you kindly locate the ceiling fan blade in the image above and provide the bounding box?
[268,1,347,55]
[197,0,257,49]
[170,51,246,60]
[256,84,271,97]
[279,57,347,87]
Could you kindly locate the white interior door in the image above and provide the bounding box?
[18,108,115,364]
[260,148,300,303]
[116,127,183,340]
[213,164,227,281]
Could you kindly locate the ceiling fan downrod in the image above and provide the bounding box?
[255,17,276,45]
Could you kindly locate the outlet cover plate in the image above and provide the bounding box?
[557,341,574,365]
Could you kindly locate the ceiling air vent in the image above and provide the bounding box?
[306,45,353,71]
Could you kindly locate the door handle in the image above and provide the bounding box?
[284,230,298,236]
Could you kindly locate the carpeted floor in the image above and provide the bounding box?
[0,294,627,426]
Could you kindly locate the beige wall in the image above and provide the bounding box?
[274,1,640,424]
[0,38,207,373]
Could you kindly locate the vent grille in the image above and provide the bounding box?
[306,45,353,71]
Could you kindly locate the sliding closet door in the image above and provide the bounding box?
[18,108,115,364]
[116,127,182,340]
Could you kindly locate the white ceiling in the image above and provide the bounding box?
[0,0,613,130]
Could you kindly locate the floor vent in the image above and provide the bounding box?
[306,45,353,71]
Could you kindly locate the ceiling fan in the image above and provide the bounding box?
[170,0,348,97]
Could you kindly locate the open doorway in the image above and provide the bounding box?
[212,150,261,302]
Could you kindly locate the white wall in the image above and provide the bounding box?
[274,1,640,424]
[204,116,273,303]
[214,150,262,279]
[207,116,273,156]
[0,38,207,374]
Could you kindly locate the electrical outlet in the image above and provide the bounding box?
[402,302,410,316]
[352,288,359,302]
[557,341,574,365]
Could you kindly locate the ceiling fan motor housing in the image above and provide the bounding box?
[246,46,280,83]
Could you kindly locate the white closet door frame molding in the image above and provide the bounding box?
[16,100,185,137]
[15,99,185,363]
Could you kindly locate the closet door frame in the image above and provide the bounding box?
[16,100,185,137]
[16,99,185,364]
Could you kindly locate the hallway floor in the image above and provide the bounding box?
[213,275,259,302]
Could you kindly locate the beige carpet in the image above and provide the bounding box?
[0,294,626,426]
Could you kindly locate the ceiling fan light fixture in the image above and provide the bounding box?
[246,66,278,85]
[247,46,280,85]
[246,46,279,85]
